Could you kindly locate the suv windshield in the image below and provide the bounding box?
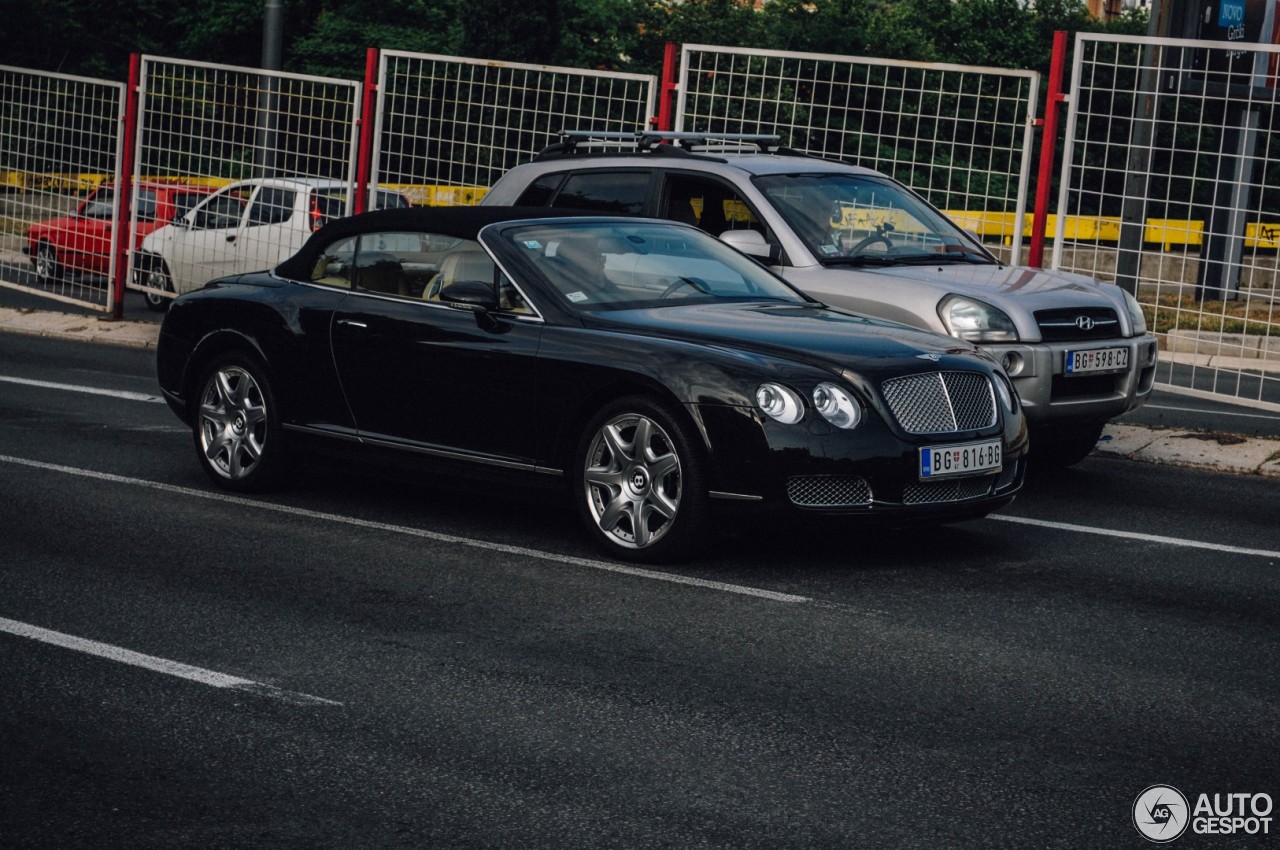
[754,173,993,266]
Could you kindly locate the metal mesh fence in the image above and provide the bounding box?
[0,66,125,311]
[1056,33,1280,412]
[676,45,1040,258]
[372,51,657,203]
[130,57,363,307]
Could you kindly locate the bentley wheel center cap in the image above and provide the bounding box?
[627,465,651,496]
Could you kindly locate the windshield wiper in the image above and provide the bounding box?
[820,254,902,267]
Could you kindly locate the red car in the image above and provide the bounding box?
[25,182,216,281]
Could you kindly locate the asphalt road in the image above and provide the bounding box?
[1,332,1277,848]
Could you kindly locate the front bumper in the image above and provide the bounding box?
[981,335,1159,426]
[693,402,1029,521]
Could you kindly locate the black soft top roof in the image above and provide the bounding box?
[275,205,589,279]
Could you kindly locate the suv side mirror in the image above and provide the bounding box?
[719,229,779,263]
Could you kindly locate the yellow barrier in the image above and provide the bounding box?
[943,212,1280,250]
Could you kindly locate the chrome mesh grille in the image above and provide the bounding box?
[787,475,872,507]
[881,372,996,434]
[902,477,994,504]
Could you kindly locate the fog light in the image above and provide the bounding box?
[1001,351,1024,376]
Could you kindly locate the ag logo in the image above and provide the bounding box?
[1134,785,1190,842]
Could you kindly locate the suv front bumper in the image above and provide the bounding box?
[982,334,1159,425]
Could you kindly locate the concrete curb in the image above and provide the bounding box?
[1098,423,1280,477]
[0,306,159,349]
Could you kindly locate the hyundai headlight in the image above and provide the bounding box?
[812,383,861,429]
[1121,288,1147,335]
[756,383,804,424]
[939,295,1019,343]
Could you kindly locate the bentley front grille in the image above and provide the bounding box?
[902,477,994,504]
[787,475,872,507]
[881,372,996,434]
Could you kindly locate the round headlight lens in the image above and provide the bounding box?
[812,382,861,429]
[756,383,805,424]
[939,295,1019,343]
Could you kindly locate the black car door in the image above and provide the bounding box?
[329,243,544,468]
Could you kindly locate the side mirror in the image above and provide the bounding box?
[440,280,499,312]
[719,229,780,263]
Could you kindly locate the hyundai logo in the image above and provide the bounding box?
[1074,315,1096,331]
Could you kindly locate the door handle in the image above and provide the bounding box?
[225,234,236,243]
[336,319,368,329]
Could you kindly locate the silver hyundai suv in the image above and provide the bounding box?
[483,131,1158,466]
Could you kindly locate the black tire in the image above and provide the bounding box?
[34,240,62,282]
[140,259,174,312]
[192,352,285,492]
[575,395,711,563]
[1037,423,1106,469]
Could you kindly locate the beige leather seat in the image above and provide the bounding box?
[424,250,495,300]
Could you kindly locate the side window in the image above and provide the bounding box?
[661,174,763,237]
[309,236,356,287]
[172,192,208,218]
[247,188,296,225]
[134,190,159,221]
[193,192,248,230]
[550,171,648,214]
[514,174,564,207]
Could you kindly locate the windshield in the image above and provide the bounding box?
[754,173,994,266]
[497,220,809,310]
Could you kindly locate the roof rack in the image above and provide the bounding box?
[536,130,785,160]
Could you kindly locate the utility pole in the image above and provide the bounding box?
[254,0,284,177]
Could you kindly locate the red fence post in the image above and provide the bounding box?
[354,47,380,214]
[1029,31,1068,269]
[654,42,679,132]
[111,53,142,320]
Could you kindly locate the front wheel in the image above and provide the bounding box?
[34,241,62,282]
[192,353,285,492]
[576,396,711,563]
[140,259,174,312]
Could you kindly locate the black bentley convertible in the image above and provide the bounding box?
[156,206,1028,562]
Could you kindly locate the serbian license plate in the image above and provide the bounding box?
[1066,346,1129,375]
[919,439,1002,480]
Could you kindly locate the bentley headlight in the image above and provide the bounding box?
[939,295,1019,343]
[813,383,861,429]
[1122,288,1147,335]
[756,383,804,424]
[992,372,1018,414]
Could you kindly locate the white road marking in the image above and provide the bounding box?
[0,374,164,403]
[992,514,1280,559]
[0,616,341,706]
[0,455,812,604]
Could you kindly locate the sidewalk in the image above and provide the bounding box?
[2,303,1279,478]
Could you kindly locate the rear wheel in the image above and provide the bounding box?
[192,353,285,492]
[576,396,711,563]
[34,241,62,282]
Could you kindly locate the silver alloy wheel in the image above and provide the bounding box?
[35,242,59,280]
[582,412,682,550]
[143,264,172,311]
[198,365,268,481]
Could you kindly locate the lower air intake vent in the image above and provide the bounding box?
[902,477,994,504]
[787,475,872,507]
